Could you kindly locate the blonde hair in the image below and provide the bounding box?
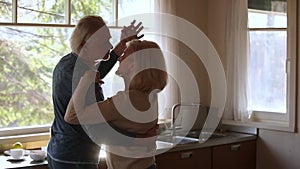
[127,40,168,93]
[70,16,106,55]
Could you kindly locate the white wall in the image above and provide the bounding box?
[175,0,300,168]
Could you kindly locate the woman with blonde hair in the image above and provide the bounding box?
[65,39,168,169]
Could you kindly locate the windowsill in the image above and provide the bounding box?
[0,132,50,153]
[0,119,172,153]
[222,119,296,133]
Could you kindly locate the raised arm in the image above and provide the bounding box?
[97,50,119,79]
[97,20,144,78]
[64,70,115,124]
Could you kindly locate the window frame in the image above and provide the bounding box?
[0,0,137,140]
[224,0,297,132]
[0,0,125,28]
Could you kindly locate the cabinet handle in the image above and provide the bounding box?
[230,144,241,151]
[180,151,193,159]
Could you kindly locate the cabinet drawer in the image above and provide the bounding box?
[212,140,256,169]
[156,147,211,169]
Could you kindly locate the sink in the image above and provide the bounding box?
[157,135,199,145]
[208,132,227,139]
[187,131,227,140]
[156,130,227,145]
[156,140,174,149]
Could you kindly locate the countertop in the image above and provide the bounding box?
[0,132,256,169]
[0,155,47,169]
[156,132,257,154]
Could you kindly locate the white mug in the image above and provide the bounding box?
[10,149,24,159]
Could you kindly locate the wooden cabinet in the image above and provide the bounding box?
[156,140,256,169]
[156,147,211,169]
[212,140,256,169]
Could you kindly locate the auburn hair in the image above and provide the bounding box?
[127,40,168,93]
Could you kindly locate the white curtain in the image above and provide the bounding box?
[155,0,176,14]
[223,0,251,121]
[154,0,180,120]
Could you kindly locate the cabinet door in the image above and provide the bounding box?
[212,140,256,169]
[156,147,211,169]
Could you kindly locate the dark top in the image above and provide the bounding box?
[47,51,133,164]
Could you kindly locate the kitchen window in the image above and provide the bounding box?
[0,0,154,137]
[223,0,296,132]
[247,0,296,131]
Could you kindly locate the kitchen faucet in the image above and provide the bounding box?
[171,102,201,137]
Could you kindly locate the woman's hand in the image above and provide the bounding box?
[120,20,144,41]
[113,20,144,56]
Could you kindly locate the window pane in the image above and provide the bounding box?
[248,0,287,28]
[248,31,287,113]
[118,0,154,19]
[102,29,124,98]
[248,10,287,28]
[0,26,72,129]
[248,0,287,12]
[71,0,114,25]
[18,0,66,24]
[0,0,12,22]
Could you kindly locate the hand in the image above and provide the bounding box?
[120,20,144,42]
[136,124,159,138]
[134,125,158,146]
[113,20,144,56]
[82,70,104,85]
